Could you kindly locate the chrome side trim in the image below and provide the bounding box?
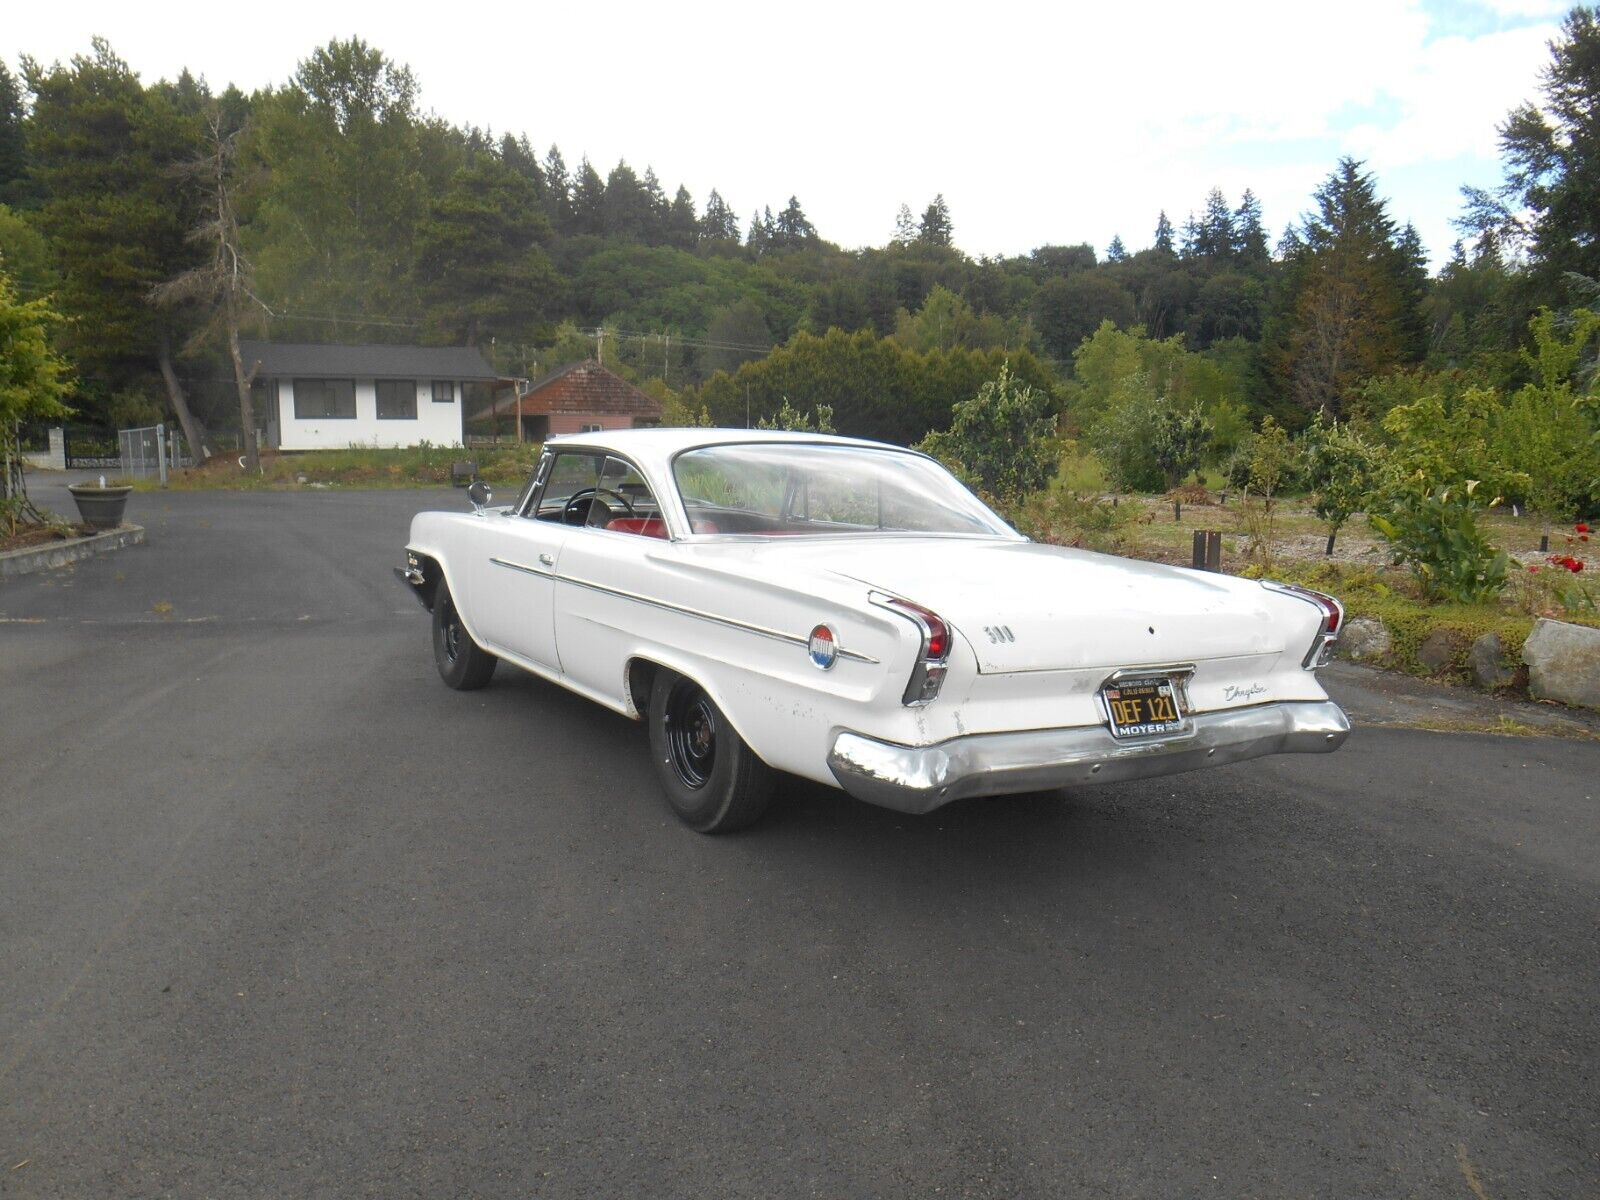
[827,700,1351,814]
[490,556,553,578]
[555,571,881,665]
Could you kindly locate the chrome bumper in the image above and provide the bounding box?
[826,700,1351,815]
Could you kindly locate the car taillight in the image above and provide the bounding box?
[1261,580,1344,669]
[878,596,952,706]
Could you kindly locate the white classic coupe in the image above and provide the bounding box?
[398,429,1349,832]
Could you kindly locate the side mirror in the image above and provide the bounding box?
[467,480,492,513]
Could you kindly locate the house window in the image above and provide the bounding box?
[432,380,454,404]
[376,380,418,420]
[580,422,603,433]
[293,379,356,420]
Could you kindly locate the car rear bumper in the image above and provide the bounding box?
[826,700,1351,814]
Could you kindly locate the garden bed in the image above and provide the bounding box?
[0,521,95,554]
[1015,490,1597,702]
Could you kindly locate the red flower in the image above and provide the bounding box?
[1576,523,1591,533]
[1573,561,1586,574]
[1528,564,1541,573]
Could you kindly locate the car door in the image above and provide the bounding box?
[469,450,601,669]
[551,454,675,700]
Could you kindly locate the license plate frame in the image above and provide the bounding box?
[1100,672,1188,740]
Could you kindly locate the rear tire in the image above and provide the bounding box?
[432,578,497,690]
[648,670,772,833]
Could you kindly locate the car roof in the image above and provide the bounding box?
[542,427,921,476]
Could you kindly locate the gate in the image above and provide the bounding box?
[64,426,120,469]
[118,424,192,485]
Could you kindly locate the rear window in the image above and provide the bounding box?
[672,443,1010,537]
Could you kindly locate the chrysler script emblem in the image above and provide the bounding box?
[1223,683,1267,702]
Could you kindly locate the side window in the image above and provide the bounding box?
[533,452,604,522]
[514,452,552,517]
[586,456,663,536]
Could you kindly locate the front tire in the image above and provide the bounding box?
[432,578,497,690]
[648,671,772,833]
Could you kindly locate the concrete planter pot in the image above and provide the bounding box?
[66,484,133,530]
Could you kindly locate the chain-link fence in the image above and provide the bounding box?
[118,424,192,485]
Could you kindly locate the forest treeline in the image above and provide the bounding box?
[2,10,1599,455]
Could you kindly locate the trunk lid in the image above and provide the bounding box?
[688,537,1287,674]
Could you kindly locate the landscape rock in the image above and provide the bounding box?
[1339,617,1391,662]
[1416,629,1457,674]
[1468,632,1516,690]
[1523,618,1600,710]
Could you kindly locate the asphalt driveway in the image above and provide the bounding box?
[2,481,1596,1198]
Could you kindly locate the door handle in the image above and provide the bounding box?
[538,553,555,566]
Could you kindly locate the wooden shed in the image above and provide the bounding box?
[491,361,663,442]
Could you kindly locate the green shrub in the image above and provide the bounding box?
[1011,489,1133,552]
[1299,416,1380,554]
[1369,477,1509,604]
[917,362,1056,502]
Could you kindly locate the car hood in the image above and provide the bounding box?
[688,536,1291,674]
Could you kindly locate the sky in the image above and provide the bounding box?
[4,0,1572,270]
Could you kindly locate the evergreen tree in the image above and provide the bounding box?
[1153,210,1175,254]
[23,38,206,430]
[1233,189,1268,262]
[1483,6,1600,299]
[1195,187,1235,259]
[1105,234,1128,263]
[893,203,917,245]
[918,194,953,247]
[640,165,669,243]
[542,145,572,229]
[1179,212,1201,259]
[413,154,557,345]
[570,157,606,236]
[773,195,817,248]
[0,61,27,207]
[602,159,649,241]
[499,133,546,201]
[747,208,773,254]
[667,184,698,248]
[699,188,739,242]
[1278,157,1424,417]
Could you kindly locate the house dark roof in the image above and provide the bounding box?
[238,340,502,381]
[510,361,662,419]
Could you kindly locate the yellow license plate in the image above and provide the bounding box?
[1102,676,1184,739]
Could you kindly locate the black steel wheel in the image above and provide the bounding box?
[647,670,772,833]
[431,578,497,690]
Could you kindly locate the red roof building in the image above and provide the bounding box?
[497,360,662,442]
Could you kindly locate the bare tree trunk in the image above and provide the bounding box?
[1,423,44,528]
[226,297,259,473]
[157,332,214,462]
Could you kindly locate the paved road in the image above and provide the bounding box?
[3,483,1597,1198]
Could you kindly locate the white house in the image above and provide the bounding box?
[240,341,509,451]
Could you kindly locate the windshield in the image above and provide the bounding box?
[672,443,1013,538]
